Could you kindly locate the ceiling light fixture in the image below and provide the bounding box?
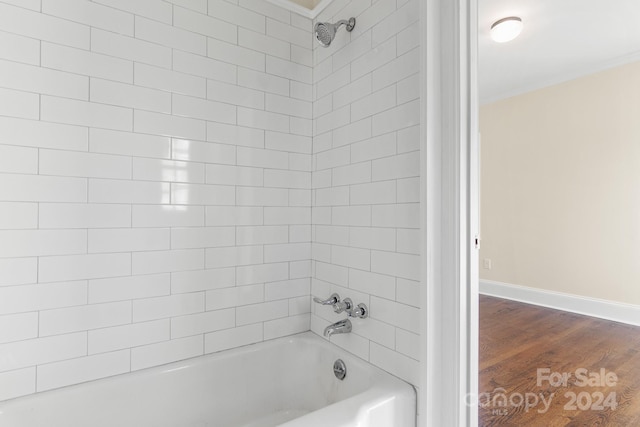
[490,16,523,43]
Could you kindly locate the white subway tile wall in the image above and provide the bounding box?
[0,0,421,400]
[0,0,313,400]
[310,0,420,385]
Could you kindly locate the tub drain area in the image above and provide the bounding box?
[333,359,347,380]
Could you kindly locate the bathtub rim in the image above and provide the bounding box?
[0,331,416,410]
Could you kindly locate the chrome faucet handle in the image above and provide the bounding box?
[348,303,368,319]
[333,297,353,314]
[313,293,340,306]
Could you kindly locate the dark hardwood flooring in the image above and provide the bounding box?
[479,295,640,426]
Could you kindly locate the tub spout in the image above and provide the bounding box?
[324,319,352,337]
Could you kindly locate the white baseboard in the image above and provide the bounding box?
[480,279,640,327]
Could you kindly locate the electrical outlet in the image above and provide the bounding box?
[483,258,492,270]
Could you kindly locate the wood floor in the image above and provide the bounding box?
[479,295,640,426]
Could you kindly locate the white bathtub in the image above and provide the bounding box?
[0,332,416,427]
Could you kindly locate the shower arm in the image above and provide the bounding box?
[335,18,356,32]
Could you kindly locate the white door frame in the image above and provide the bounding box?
[419,0,479,425]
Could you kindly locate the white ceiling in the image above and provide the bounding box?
[286,0,321,10]
[266,0,329,18]
[479,0,640,104]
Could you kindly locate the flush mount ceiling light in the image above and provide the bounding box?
[490,16,523,43]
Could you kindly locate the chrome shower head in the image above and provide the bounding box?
[315,22,334,47]
[314,17,356,48]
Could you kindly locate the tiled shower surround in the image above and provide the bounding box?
[309,0,419,384]
[0,0,419,400]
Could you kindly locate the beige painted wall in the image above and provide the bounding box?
[480,61,640,305]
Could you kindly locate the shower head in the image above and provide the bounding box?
[314,17,356,48]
